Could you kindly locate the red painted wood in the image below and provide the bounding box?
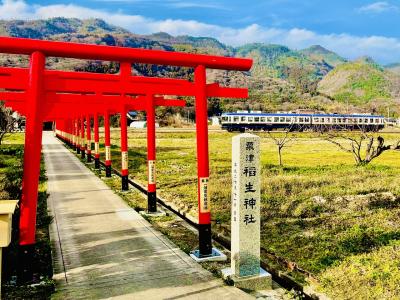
[195,65,211,225]
[19,51,45,245]
[0,37,252,71]
[0,37,252,254]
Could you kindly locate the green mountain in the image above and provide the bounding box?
[0,18,343,79]
[0,17,398,115]
[146,32,231,55]
[300,45,347,67]
[235,43,335,79]
[318,57,400,113]
[0,18,129,39]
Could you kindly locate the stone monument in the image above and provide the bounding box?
[222,133,272,290]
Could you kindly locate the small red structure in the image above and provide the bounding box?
[0,37,252,280]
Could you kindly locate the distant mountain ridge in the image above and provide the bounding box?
[0,17,345,78]
[300,45,347,67]
[0,17,399,116]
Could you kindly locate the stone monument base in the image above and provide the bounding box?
[139,210,166,217]
[190,248,227,262]
[221,267,272,291]
[119,189,133,194]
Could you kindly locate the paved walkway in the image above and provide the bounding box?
[43,132,253,300]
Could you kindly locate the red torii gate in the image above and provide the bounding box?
[0,37,252,279]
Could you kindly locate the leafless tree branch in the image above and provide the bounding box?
[318,124,400,165]
[266,123,301,166]
[0,102,18,145]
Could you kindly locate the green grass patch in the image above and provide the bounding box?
[95,129,400,296]
[1,133,54,299]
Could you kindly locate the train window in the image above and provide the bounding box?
[314,117,319,122]
[233,117,239,122]
[241,117,246,122]
[299,117,304,122]
[285,117,291,122]
[222,117,228,121]
[338,118,342,123]
[305,118,310,122]
[280,117,285,122]
[274,117,279,122]
[375,119,379,124]
[267,117,272,122]
[364,118,368,123]
[254,117,260,122]
[369,118,373,123]
[358,118,362,123]
[326,118,330,123]
[321,118,325,122]
[248,117,253,122]
[260,117,266,122]
[333,118,337,123]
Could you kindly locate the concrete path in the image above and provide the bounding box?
[42,132,254,300]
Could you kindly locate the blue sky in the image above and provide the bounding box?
[1,0,400,64]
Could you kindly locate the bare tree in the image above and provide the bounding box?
[0,102,17,145]
[320,125,400,165]
[266,124,299,166]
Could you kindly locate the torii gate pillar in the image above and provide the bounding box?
[76,118,81,154]
[94,113,100,169]
[194,65,212,257]
[18,51,45,282]
[86,114,92,163]
[146,94,157,212]
[104,110,112,177]
[80,115,85,159]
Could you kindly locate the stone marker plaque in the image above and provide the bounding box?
[222,133,271,290]
[231,133,261,277]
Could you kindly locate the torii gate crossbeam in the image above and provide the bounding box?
[0,37,252,281]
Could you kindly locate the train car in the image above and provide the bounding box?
[220,111,385,132]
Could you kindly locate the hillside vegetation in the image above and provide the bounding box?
[318,57,400,113]
[300,45,347,68]
[0,17,399,115]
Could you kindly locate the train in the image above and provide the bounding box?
[220,111,385,132]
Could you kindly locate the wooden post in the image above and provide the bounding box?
[18,51,45,282]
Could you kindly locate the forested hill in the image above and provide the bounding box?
[0,17,399,116]
[318,57,400,113]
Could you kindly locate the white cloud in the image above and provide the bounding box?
[358,1,398,13]
[1,0,400,64]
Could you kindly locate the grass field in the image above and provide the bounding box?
[99,128,400,299]
[0,133,54,299]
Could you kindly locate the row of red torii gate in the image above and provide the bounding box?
[0,36,253,280]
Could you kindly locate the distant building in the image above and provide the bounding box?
[129,121,160,129]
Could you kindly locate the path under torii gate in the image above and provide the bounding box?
[0,37,252,281]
